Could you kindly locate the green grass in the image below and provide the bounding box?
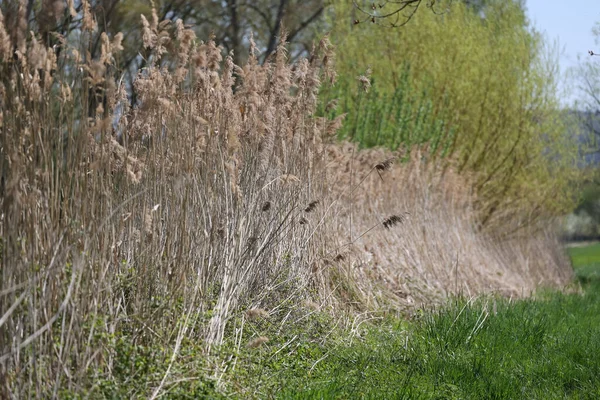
[65,244,600,398]
[568,243,600,284]
[230,244,600,399]
[269,288,600,399]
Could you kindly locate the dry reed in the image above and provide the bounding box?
[0,8,337,396]
[0,4,574,397]
[323,142,573,313]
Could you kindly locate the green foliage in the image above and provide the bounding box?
[56,314,226,399]
[568,243,600,269]
[216,309,338,397]
[324,0,581,227]
[320,64,456,159]
[574,179,600,220]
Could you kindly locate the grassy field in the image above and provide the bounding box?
[273,291,600,398]
[229,244,600,399]
[73,244,600,398]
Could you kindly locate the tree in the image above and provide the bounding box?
[350,0,449,27]
[572,20,600,155]
[325,0,579,230]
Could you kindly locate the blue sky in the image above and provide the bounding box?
[525,0,600,105]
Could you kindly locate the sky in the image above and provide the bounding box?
[525,0,600,105]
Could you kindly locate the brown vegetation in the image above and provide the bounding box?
[0,5,572,396]
[325,143,573,313]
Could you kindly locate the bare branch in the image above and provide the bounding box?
[265,0,289,58]
[287,6,325,43]
[240,1,275,32]
[351,0,451,27]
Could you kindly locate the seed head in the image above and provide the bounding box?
[383,213,409,229]
[246,308,269,320]
[304,200,319,213]
[375,158,395,171]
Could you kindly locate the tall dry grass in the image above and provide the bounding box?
[0,4,573,397]
[324,143,573,313]
[0,7,343,395]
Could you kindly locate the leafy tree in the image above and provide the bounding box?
[325,0,580,231]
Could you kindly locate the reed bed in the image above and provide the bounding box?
[0,5,572,396]
[324,142,573,313]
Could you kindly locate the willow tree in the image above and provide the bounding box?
[325,0,580,231]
